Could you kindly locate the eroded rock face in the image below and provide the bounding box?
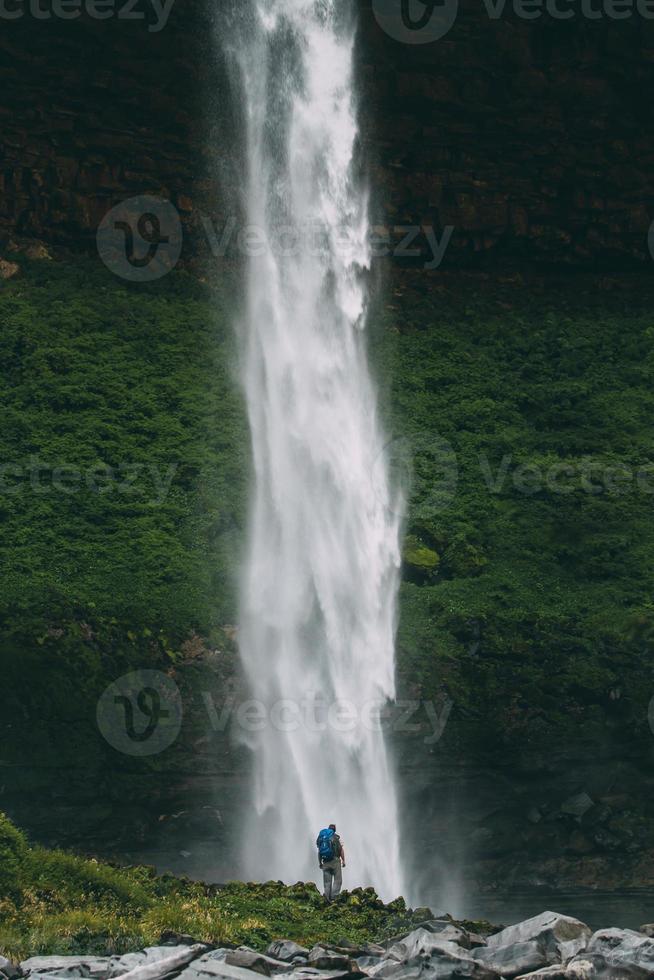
[485,911,591,964]
[566,927,654,978]
[472,939,548,977]
[266,943,309,964]
[19,912,654,980]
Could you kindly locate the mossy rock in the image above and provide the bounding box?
[403,536,440,571]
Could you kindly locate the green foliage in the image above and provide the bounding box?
[2,257,653,763]
[0,815,429,959]
[0,812,28,899]
[372,277,654,744]
[0,257,247,634]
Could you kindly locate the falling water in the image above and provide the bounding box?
[229,0,405,901]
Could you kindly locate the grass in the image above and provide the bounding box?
[0,814,434,960]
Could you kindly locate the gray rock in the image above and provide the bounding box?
[565,927,654,978]
[111,947,202,977]
[354,957,384,972]
[514,968,567,979]
[563,964,596,979]
[401,923,484,952]
[182,963,272,980]
[306,949,352,972]
[486,912,591,964]
[178,952,259,980]
[472,940,548,978]
[560,793,594,819]
[639,924,654,938]
[20,957,112,979]
[112,946,207,980]
[224,950,287,976]
[284,973,356,980]
[265,943,308,963]
[386,928,471,962]
[376,945,499,979]
[0,959,22,980]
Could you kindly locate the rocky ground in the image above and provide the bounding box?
[5,911,654,980]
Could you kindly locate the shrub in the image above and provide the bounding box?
[0,812,28,900]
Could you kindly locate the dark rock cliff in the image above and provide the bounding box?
[2,0,654,268]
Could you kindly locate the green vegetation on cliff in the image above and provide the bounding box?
[0,814,430,959]
[2,256,653,762]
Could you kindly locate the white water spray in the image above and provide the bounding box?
[230,0,405,901]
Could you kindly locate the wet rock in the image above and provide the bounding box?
[265,943,309,963]
[111,947,206,977]
[306,949,352,972]
[177,950,244,980]
[639,923,654,937]
[566,927,654,978]
[560,794,594,820]
[111,947,207,980]
[386,927,470,962]
[20,956,112,978]
[485,912,591,964]
[0,959,23,980]
[472,940,548,977]
[225,949,288,976]
[514,968,567,979]
[371,946,499,980]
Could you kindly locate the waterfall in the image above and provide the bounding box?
[228,0,405,901]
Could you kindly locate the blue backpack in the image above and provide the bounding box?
[317,827,335,862]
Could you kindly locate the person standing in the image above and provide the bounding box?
[317,823,346,900]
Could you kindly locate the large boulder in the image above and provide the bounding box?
[514,968,567,979]
[178,951,264,980]
[472,940,548,978]
[266,942,309,963]
[565,928,654,978]
[386,928,474,962]
[368,943,499,980]
[22,948,207,980]
[0,960,22,980]
[20,956,113,979]
[485,912,591,965]
[224,949,288,976]
[306,949,353,971]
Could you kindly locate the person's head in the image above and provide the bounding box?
[329,823,336,832]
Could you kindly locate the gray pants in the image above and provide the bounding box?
[322,859,342,900]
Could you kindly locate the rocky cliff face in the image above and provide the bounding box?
[2,1,654,268]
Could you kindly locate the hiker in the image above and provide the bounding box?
[316,823,346,901]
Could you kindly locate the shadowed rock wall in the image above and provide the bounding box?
[2,1,654,268]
